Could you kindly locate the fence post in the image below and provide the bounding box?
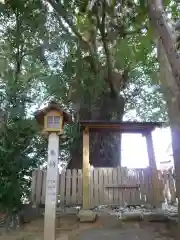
[31,169,38,206]
[168,168,176,203]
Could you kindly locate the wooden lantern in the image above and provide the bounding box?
[35,101,72,135]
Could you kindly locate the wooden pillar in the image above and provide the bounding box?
[83,127,90,209]
[145,131,159,207]
[44,133,59,240]
[145,131,156,169]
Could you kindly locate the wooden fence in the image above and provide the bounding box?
[161,168,176,203]
[31,167,176,208]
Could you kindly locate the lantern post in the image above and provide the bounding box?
[35,101,71,240]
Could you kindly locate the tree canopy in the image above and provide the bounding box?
[0,0,178,210]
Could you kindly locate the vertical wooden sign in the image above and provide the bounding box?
[44,133,59,240]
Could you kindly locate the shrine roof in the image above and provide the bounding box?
[80,120,163,133]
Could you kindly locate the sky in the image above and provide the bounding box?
[121,127,173,169]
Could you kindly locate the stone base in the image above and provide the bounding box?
[143,212,169,222]
[19,204,42,223]
[77,210,97,223]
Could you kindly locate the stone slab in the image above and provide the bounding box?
[77,210,97,223]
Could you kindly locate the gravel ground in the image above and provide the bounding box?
[74,226,172,240]
[58,202,178,218]
[0,203,178,240]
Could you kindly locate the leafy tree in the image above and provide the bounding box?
[37,0,167,168]
[0,0,171,210]
[0,1,48,211]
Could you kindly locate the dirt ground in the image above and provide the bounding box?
[0,215,178,240]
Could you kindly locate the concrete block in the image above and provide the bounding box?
[121,212,143,222]
[19,204,42,223]
[77,210,97,223]
[143,212,169,222]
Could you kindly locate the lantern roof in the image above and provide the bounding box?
[34,101,72,126]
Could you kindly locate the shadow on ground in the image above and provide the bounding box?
[0,215,178,240]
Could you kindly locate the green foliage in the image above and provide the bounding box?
[0,0,178,209]
[0,118,46,210]
[0,1,48,211]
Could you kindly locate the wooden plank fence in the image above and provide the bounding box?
[31,167,176,207]
[161,168,176,203]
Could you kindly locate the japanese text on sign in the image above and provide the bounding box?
[48,160,56,168]
[47,179,57,197]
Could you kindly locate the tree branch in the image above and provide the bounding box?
[147,0,180,89]
[96,0,117,98]
[47,0,88,47]
[47,0,98,74]
[174,19,180,31]
[14,9,22,83]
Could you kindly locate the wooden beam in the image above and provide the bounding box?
[82,127,90,209]
[145,132,160,207]
[44,133,59,240]
[145,132,156,169]
[105,184,140,188]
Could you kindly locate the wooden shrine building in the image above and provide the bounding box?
[67,121,162,170]
[74,121,162,209]
[31,120,165,209]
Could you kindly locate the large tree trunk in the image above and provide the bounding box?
[148,0,180,221]
[47,0,128,169]
[90,132,122,167]
[68,92,125,169]
[90,92,124,167]
[157,39,180,206]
